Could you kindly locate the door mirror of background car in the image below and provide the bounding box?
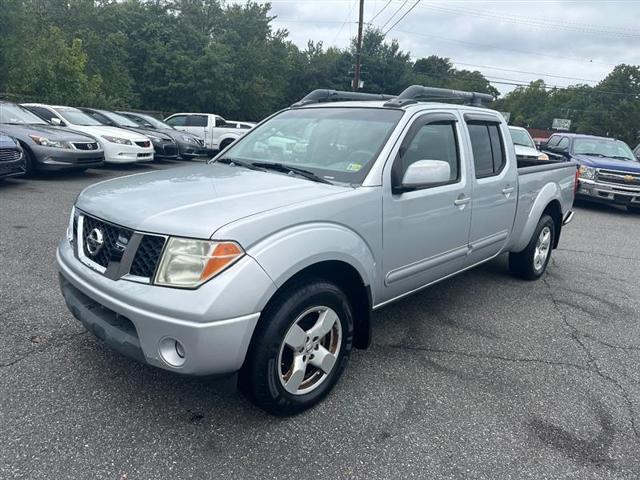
[50,117,65,127]
[400,160,451,191]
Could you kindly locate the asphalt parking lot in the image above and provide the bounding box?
[1,161,640,479]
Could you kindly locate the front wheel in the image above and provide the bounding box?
[509,214,555,280]
[239,277,353,416]
[627,205,640,214]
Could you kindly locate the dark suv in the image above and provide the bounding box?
[543,133,640,213]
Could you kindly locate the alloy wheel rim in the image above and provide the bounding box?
[277,306,342,395]
[534,226,552,272]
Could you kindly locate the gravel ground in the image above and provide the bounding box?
[1,161,639,479]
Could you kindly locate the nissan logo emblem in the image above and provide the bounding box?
[86,227,104,256]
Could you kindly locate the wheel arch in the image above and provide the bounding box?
[259,260,372,350]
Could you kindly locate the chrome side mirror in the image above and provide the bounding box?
[399,160,451,191]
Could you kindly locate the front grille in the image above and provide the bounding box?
[81,215,133,268]
[597,169,640,187]
[162,144,178,156]
[129,235,165,278]
[0,148,22,163]
[73,142,99,150]
[75,157,103,164]
[135,141,151,148]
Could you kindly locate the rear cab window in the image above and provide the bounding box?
[467,120,506,178]
[186,115,208,127]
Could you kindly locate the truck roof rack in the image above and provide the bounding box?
[383,85,494,107]
[291,89,395,107]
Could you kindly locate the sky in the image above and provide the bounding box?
[228,0,640,97]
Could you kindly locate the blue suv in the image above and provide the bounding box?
[543,133,640,213]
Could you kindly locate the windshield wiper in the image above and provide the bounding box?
[216,157,266,171]
[609,155,634,161]
[580,152,605,157]
[251,161,333,185]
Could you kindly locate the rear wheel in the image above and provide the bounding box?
[509,214,555,280]
[239,277,353,416]
[219,138,234,151]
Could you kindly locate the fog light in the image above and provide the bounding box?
[159,337,186,367]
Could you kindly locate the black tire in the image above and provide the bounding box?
[509,214,555,281]
[21,146,37,176]
[239,276,354,416]
[627,205,640,214]
[219,139,234,151]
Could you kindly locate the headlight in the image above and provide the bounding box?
[181,135,197,143]
[102,135,132,145]
[578,165,597,180]
[537,153,549,161]
[155,238,244,288]
[29,135,71,149]
[66,206,76,242]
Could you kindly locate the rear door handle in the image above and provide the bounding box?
[454,196,471,206]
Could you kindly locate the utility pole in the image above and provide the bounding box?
[353,0,365,91]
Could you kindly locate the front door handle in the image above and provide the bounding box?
[454,196,471,206]
[502,186,515,195]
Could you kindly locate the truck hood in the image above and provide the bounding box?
[0,123,96,142]
[574,154,640,173]
[76,163,347,238]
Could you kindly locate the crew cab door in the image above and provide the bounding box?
[464,114,518,265]
[381,112,473,302]
[184,115,210,145]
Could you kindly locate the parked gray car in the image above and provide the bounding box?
[0,101,104,174]
[57,86,577,415]
[0,133,26,178]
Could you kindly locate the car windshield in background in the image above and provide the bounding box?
[509,128,534,148]
[218,107,403,184]
[56,109,103,126]
[136,113,171,129]
[0,103,47,125]
[573,138,636,161]
[100,110,140,127]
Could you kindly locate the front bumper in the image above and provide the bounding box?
[176,140,213,160]
[577,179,640,206]
[57,239,276,375]
[0,156,26,178]
[152,139,179,159]
[101,142,154,164]
[33,145,104,170]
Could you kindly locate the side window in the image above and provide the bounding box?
[186,115,208,127]
[558,137,570,149]
[29,106,56,123]
[468,122,505,178]
[166,115,187,127]
[395,121,460,187]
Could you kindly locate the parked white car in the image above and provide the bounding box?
[164,113,255,151]
[508,126,549,161]
[22,104,154,164]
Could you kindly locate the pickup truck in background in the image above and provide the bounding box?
[163,112,255,152]
[57,86,577,416]
[542,133,640,213]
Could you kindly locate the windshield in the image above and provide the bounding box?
[56,109,103,126]
[134,113,172,129]
[0,103,47,125]
[99,110,139,127]
[573,138,636,161]
[218,107,403,184]
[509,128,535,148]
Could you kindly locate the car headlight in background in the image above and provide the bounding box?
[29,135,71,149]
[155,238,244,288]
[102,135,132,145]
[537,153,549,161]
[181,135,197,144]
[578,165,597,180]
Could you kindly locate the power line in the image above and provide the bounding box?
[368,0,393,23]
[379,0,409,30]
[451,62,600,83]
[331,0,359,45]
[383,0,421,35]
[419,3,640,39]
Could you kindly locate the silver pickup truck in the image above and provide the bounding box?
[57,86,577,415]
